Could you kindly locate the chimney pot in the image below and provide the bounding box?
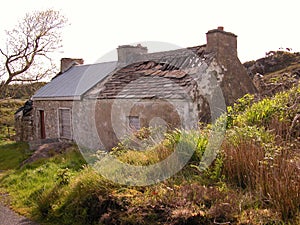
[218,26,224,31]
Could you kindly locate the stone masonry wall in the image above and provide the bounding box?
[206,28,257,105]
[15,114,34,142]
[33,100,73,140]
[71,98,196,151]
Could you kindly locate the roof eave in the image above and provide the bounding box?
[32,96,81,101]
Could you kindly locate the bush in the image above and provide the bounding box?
[228,86,299,133]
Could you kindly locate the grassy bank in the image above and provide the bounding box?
[0,141,29,170]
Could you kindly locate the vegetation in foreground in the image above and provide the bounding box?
[0,86,299,225]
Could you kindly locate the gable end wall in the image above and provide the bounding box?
[33,100,73,140]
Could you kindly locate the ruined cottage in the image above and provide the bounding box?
[16,27,256,150]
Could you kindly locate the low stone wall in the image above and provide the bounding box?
[15,113,34,142]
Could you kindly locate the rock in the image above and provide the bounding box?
[21,142,73,166]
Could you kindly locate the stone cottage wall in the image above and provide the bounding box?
[71,98,197,151]
[206,27,257,105]
[102,98,196,150]
[33,100,73,140]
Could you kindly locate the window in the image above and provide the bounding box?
[59,108,72,139]
[128,116,140,131]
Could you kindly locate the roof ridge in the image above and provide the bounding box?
[74,60,117,68]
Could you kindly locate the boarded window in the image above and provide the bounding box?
[59,108,72,139]
[128,116,140,130]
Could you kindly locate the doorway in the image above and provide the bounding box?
[39,110,46,139]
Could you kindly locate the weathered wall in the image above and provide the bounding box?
[93,98,193,150]
[219,57,257,105]
[70,98,196,150]
[33,100,73,140]
[206,28,257,105]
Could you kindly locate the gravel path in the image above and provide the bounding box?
[0,203,38,225]
[0,170,40,225]
[0,203,39,225]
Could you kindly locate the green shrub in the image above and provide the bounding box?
[233,86,299,129]
[56,168,72,185]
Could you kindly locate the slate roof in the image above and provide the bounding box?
[33,44,214,101]
[32,61,118,100]
[85,45,215,100]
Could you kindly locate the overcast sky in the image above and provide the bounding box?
[1,0,299,64]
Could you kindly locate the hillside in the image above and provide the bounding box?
[244,50,300,96]
[1,82,46,99]
[0,82,46,140]
[0,99,25,140]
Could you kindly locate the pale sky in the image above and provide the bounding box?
[1,0,300,65]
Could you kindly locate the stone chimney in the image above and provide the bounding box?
[60,58,84,73]
[206,26,237,58]
[205,27,257,106]
[117,44,148,65]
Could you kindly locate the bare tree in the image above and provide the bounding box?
[0,9,67,98]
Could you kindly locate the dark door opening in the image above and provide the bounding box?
[39,110,46,139]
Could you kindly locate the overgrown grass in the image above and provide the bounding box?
[222,137,300,220]
[222,86,300,222]
[0,142,86,217]
[111,128,208,166]
[0,141,29,170]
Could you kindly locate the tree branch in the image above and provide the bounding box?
[0,9,67,97]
